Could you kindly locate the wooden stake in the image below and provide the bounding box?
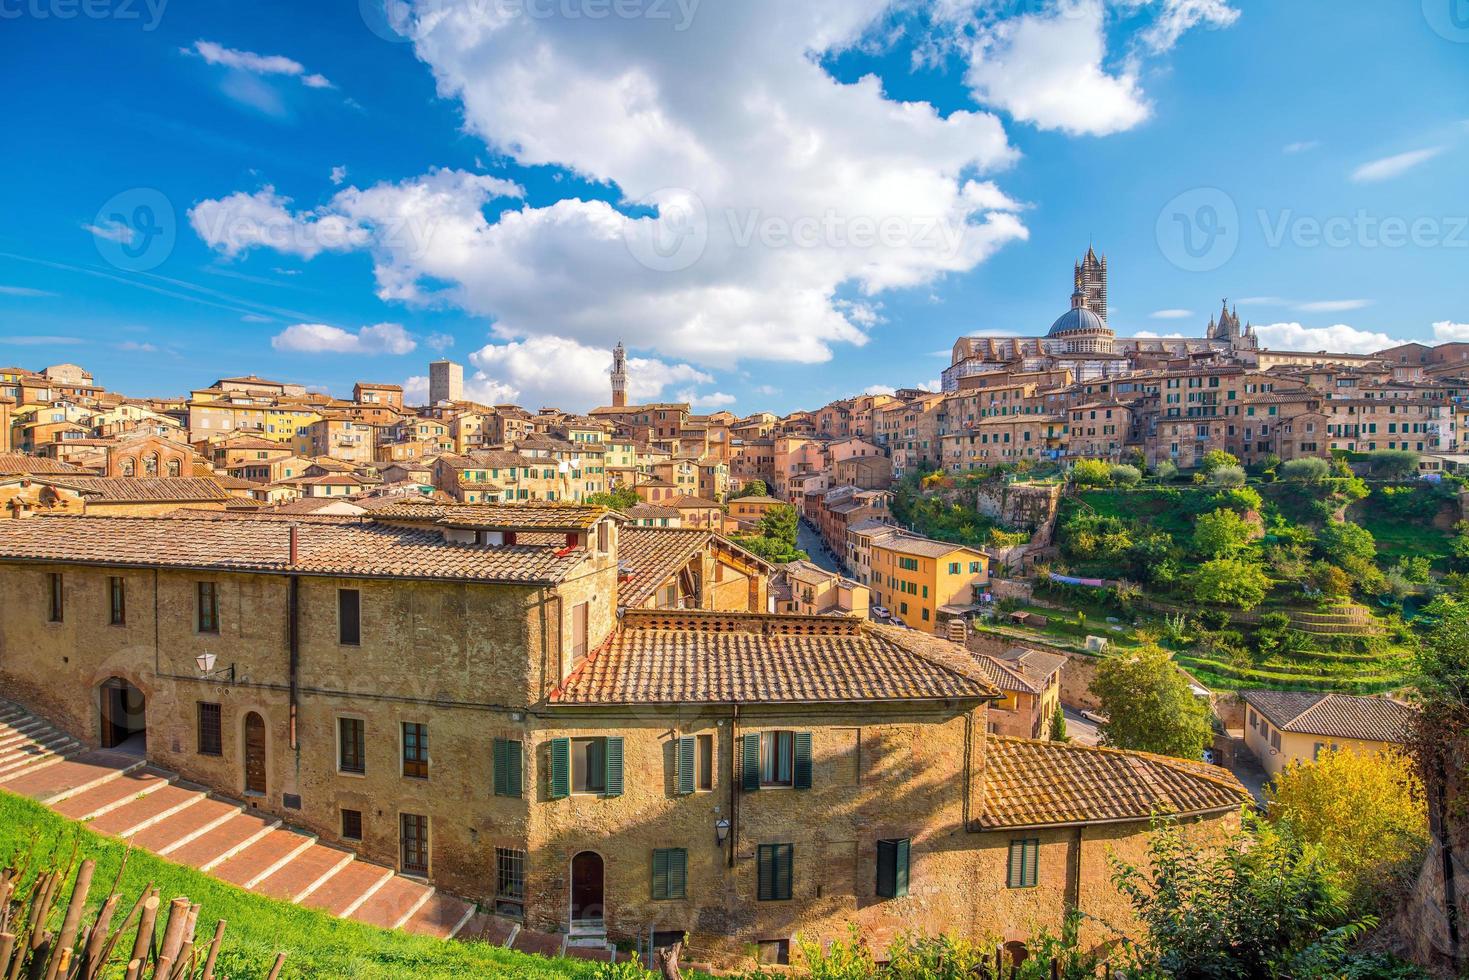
[45,859,93,980]
[127,895,159,972]
[80,894,119,980]
[198,922,224,980]
[264,952,286,980]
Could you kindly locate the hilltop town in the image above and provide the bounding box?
[0,251,1465,977]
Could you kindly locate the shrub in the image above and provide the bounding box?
[1193,507,1253,558]
[1213,485,1262,512]
[1071,458,1112,486]
[1191,558,1270,609]
[1281,457,1331,483]
[1208,464,1247,488]
[1152,460,1178,481]
[1366,449,1419,481]
[1200,449,1240,474]
[1316,520,1376,565]
[1109,463,1142,486]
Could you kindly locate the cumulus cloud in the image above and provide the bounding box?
[1351,147,1444,183]
[962,1,1150,137]
[677,389,738,410]
[330,165,348,185]
[271,322,418,355]
[1433,321,1469,342]
[1252,322,1400,354]
[1136,0,1240,53]
[1130,330,1187,339]
[863,384,897,396]
[458,336,716,410]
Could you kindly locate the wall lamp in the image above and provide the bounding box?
[195,651,236,683]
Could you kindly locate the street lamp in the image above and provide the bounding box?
[195,651,235,683]
[714,818,731,847]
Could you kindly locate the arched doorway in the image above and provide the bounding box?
[569,851,605,930]
[243,712,267,796]
[99,678,145,753]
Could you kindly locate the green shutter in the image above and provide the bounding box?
[877,839,909,898]
[652,849,669,900]
[604,736,624,797]
[894,838,910,897]
[550,738,569,799]
[757,845,774,900]
[506,739,523,798]
[742,734,761,792]
[668,848,687,900]
[493,739,508,796]
[793,732,812,790]
[677,736,696,795]
[1007,838,1037,888]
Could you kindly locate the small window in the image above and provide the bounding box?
[652,848,688,900]
[400,812,429,875]
[108,576,126,626]
[496,847,526,916]
[339,717,365,775]
[196,582,219,634]
[47,573,63,623]
[341,808,363,841]
[1007,838,1039,889]
[338,589,361,646]
[757,843,794,901]
[876,838,910,899]
[697,733,714,791]
[402,722,429,779]
[197,702,222,757]
[757,940,790,965]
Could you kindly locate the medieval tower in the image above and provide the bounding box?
[1073,247,1107,324]
[610,341,628,408]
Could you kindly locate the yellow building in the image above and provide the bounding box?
[869,532,989,633]
[1241,690,1414,780]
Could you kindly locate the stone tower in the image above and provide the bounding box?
[1208,298,1243,343]
[610,341,628,408]
[1074,247,1107,325]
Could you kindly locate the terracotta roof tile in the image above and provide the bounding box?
[0,454,89,476]
[554,609,998,705]
[1241,690,1413,743]
[43,477,231,503]
[617,527,710,608]
[979,737,1248,828]
[0,514,579,584]
[370,500,614,531]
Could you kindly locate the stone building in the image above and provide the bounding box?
[0,506,1245,967]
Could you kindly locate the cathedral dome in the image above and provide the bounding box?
[1047,306,1108,337]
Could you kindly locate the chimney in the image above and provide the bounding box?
[288,524,299,566]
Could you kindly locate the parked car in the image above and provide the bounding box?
[871,605,891,619]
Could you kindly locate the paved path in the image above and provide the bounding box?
[797,518,843,573]
[0,697,617,962]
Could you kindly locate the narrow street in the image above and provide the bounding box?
[797,518,842,574]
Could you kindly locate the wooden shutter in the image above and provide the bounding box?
[793,732,813,790]
[757,845,774,901]
[677,736,696,795]
[604,736,624,797]
[494,738,523,798]
[507,740,523,798]
[652,849,670,900]
[493,739,507,796]
[1007,839,1037,888]
[876,838,910,898]
[668,848,687,899]
[742,734,761,792]
[550,738,570,799]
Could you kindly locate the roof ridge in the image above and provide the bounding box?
[872,629,998,696]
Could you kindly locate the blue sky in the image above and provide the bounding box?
[1,0,1465,414]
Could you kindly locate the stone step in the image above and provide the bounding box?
[511,927,567,958]
[301,860,393,918]
[169,812,281,873]
[457,912,517,947]
[0,736,78,774]
[37,755,144,806]
[0,719,46,746]
[52,768,171,821]
[349,874,434,930]
[214,828,317,889]
[402,891,476,939]
[254,843,355,903]
[0,751,133,800]
[91,783,207,838]
[131,796,239,852]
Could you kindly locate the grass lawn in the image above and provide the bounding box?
[1357,512,1454,566]
[0,791,602,980]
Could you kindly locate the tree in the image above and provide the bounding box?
[1316,520,1376,565]
[1308,560,1352,600]
[585,486,641,509]
[1109,463,1142,486]
[1267,748,1428,909]
[1190,558,1270,609]
[731,504,807,563]
[1193,507,1252,558]
[1281,457,1331,483]
[1092,644,1211,759]
[1048,703,1069,742]
[729,480,769,499]
[1071,458,1111,486]
[1368,449,1419,481]
[1152,460,1179,481]
[1110,815,1355,979]
[1208,464,1247,488]
[1200,448,1240,474]
[1213,485,1262,513]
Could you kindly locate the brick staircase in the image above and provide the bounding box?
[0,698,620,962]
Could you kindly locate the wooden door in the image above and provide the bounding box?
[244,712,267,795]
[570,851,604,925]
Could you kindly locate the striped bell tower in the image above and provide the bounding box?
[611,341,628,408]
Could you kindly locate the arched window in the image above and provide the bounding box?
[166,459,180,477]
[120,456,135,477]
[143,453,158,477]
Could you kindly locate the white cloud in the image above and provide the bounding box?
[193,1,1026,369]
[1350,147,1444,183]
[330,165,348,185]
[863,384,897,396]
[677,389,738,410]
[271,322,418,355]
[963,1,1150,137]
[1283,140,1320,154]
[0,285,56,297]
[241,314,275,323]
[752,385,780,396]
[1137,0,1240,53]
[1149,308,1193,319]
[83,220,134,244]
[424,332,455,352]
[114,341,158,352]
[1130,330,1187,339]
[402,375,431,405]
[1433,321,1469,342]
[1252,322,1400,354]
[917,379,943,392]
[1296,299,1371,313]
[464,335,715,410]
[184,40,334,89]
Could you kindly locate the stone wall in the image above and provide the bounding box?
[966,632,1104,711]
[972,482,1062,532]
